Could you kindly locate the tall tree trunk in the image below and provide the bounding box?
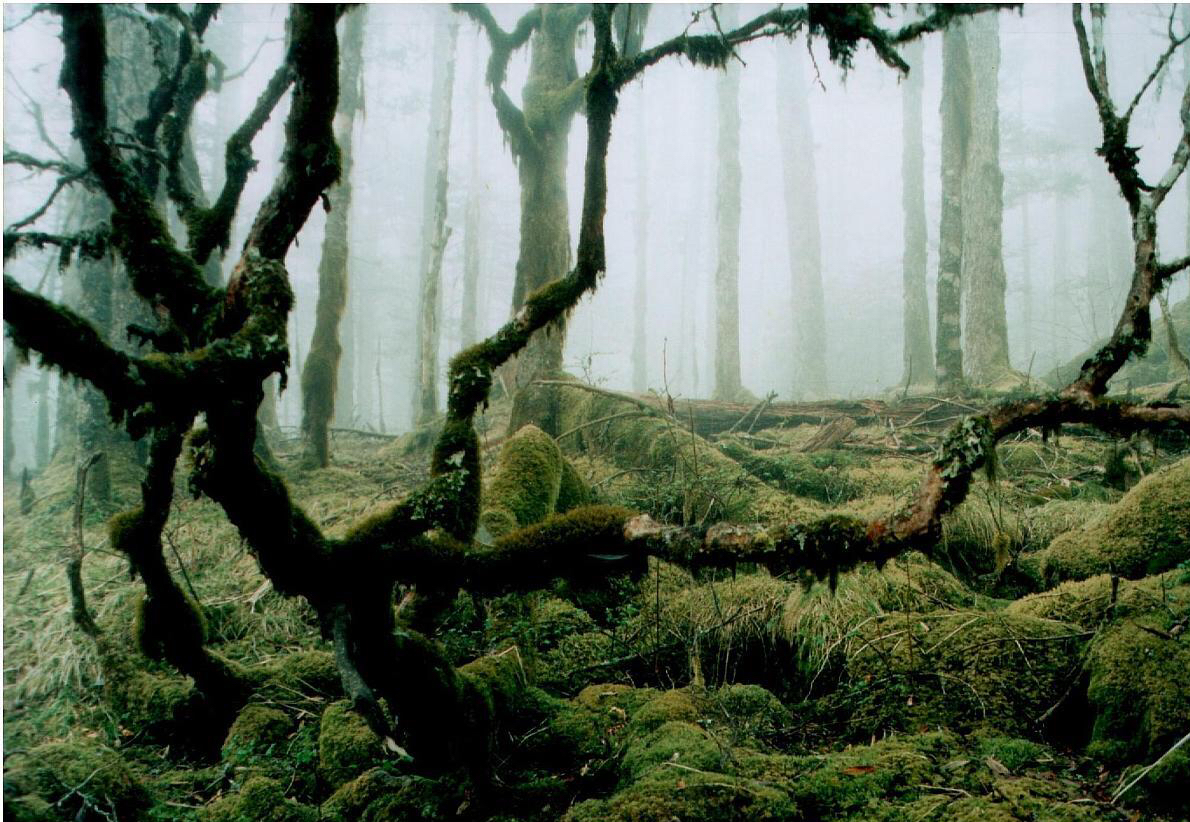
[505,6,586,435]
[632,100,649,394]
[712,3,745,402]
[414,10,459,425]
[776,41,828,399]
[34,369,51,469]
[460,30,483,350]
[299,7,366,468]
[961,13,1011,385]
[900,36,933,389]
[934,23,971,394]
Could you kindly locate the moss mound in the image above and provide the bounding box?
[3,739,152,822]
[318,701,386,790]
[202,775,316,822]
[837,611,1084,739]
[781,552,975,692]
[321,769,456,822]
[1006,572,1185,628]
[222,704,295,768]
[481,424,567,538]
[1040,457,1190,585]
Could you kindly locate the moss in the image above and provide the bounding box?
[974,735,1048,772]
[1085,618,1190,766]
[222,705,295,769]
[317,701,385,790]
[3,739,152,822]
[555,457,590,513]
[620,720,725,781]
[1040,457,1190,585]
[629,690,702,733]
[538,631,618,694]
[564,758,795,822]
[709,683,791,748]
[544,684,657,759]
[481,424,565,537]
[266,649,342,697]
[201,776,316,822]
[1006,572,1185,628]
[718,439,860,503]
[740,733,954,819]
[321,769,454,822]
[781,552,975,690]
[133,589,208,661]
[838,611,1084,739]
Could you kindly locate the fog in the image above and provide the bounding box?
[5,3,1190,472]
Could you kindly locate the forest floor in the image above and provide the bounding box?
[4,384,1190,821]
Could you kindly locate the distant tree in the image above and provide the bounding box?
[300,7,366,468]
[776,39,828,399]
[900,32,934,389]
[413,9,459,425]
[934,21,971,394]
[961,12,1012,385]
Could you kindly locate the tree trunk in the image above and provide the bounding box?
[776,40,828,399]
[712,4,745,402]
[632,100,649,394]
[505,7,585,435]
[460,30,483,350]
[900,36,934,389]
[414,10,459,425]
[934,23,970,394]
[34,369,51,469]
[961,12,1011,385]
[299,8,366,468]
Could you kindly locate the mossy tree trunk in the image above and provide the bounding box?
[413,10,459,425]
[712,3,745,402]
[300,8,366,468]
[901,35,934,389]
[934,22,970,394]
[776,39,828,400]
[961,13,1011,386]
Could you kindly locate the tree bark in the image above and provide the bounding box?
[712,3,745,402]
[900,35,934,388]
[934,22,970,393]
[414,10,459,425]
[300,8,366,468]
[961,12,1011,385]
[776,40,828,399]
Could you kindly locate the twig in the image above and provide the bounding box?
[1112,729,1190,803]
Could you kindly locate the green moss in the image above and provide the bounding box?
[1085,618,1190,766]
[321,769,454,822]
[317,701,385,790]
[481,424,565,537]
[630,690,702,734]
[709,684,791,748]
[537,631,617,694]
[201,776,316,822]
[555,458,590,513]
[266,649,342,697]
[133,589,208,661]
[838,611,1084,739]
[974,735,1048,772]
[718,440,860,503]
[1040,457,1190,585]
[1006,573,1185,628]
[3,739,151,822]
[620,720,725,781]
[222,705,294,768]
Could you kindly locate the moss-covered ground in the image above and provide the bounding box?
[5,404,1189,821]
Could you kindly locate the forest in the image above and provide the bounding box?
[3,2,1190,821]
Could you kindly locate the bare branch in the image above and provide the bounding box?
[1122,15,1190,124]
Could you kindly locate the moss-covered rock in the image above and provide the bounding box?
[321,768,455,822]
[718,439,860,503]
[629,690,702,734]
[1085,619,1190,766]
[838,611,1084,739]
[202,776,317,822]
[267,649,342,697]
[1006,572,1185,628]
[222,705,295,769]
[318,701,386,790]
[3,740,152,822]
[1040,457,1190,585]
[709,683,792,748]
